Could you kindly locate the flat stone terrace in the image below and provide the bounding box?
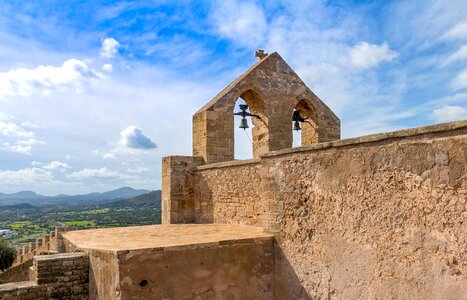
[62,224,273,253]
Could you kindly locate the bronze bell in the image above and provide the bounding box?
[293,120,301,131]
[239,118,249,129]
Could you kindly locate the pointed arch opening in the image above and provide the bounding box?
[234,98,253,159]
[293,99,319,147]
[233,89,268,159]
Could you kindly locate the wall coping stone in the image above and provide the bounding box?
[196,158,261,171]
[34,252,86,261]
[261,120,467,158]
[0,281,37,292]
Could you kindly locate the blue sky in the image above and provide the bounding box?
[0,0,466,195]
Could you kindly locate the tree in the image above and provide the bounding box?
[0,241,17,271]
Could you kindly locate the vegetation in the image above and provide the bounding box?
[0,191,161,246]
[64,221,94,227]
[0,241,16,271]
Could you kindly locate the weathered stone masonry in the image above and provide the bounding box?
[163,51,467,299]
[0,253,89,300]
[164,120,467,299]
[192,52,340,164]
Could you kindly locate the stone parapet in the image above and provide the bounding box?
[0,253,89,300]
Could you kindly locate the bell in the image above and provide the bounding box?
[239,118,249,130]
[293,120,301,131]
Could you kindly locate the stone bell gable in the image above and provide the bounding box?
[193,52,340,164]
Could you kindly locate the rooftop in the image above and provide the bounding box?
[62,224,273,253]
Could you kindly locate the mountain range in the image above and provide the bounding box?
[0,187,152,207]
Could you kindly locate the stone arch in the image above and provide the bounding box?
[236,89,269,158]
[295,99,319,146]
[192,52,340,164]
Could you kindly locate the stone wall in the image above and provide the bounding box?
[193,159,263,224]
[117,238,275,300]
[0,252,89,300]
[161,156,204,224]
[163,120,467,299]
[0,260,32,283]
[12,229,58,267]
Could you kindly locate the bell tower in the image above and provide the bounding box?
[162,51,340,224]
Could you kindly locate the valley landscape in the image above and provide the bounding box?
[0,188,161,246]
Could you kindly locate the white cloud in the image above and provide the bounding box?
[67,167,133,180]
[127,166,150,173]
[102,63,113,72]
[444,22,467,40]
[444,45,467,65]
[211,0,267,47]
[0,167,53,185]
[0,119,34,138]
[102,152,116,160]
[350,42,398,69]
[119,126,157,149]
[452,67,467,90]
[0,115,43,154]
[431,105,467,122]
[0,59,102,99]
[43,160,70,171]
[2,138,44,154]
[100,37,120,58]
[20,121,41,129]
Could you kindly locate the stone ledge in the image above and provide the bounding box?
[34,252,86,261]
[0,281,37,292]
[261,120,467,158]
[196,158,261,171]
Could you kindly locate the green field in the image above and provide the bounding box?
[0,198,161,246]
[63,221,94,227]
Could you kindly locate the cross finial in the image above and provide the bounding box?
[255,49,268,60]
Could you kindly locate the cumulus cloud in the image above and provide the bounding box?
[350,42,398,69]
[119,126,157,149]
[43,160,70,171]
[67,167,133,180]
[211,0,267,47]
[2,138,44,154]
[0,115,43,154]
[431,105,467,122]
[100,37,120,58]
[0,119,34,138]
[102,64,113,72]
[0,167,53,185]
[0,59,102,99]
[444,22,467,40]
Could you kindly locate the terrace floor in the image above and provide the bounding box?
[62,223,273,253]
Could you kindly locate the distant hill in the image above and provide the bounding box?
[106,190,161,207]
[0,187,151,206]
[0,203,35,210]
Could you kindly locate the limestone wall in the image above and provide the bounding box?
[117,238,275,300]
[0,260,32,283]
[0,253,89,300]
[193,159,263,224]
[164,120,467,299]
